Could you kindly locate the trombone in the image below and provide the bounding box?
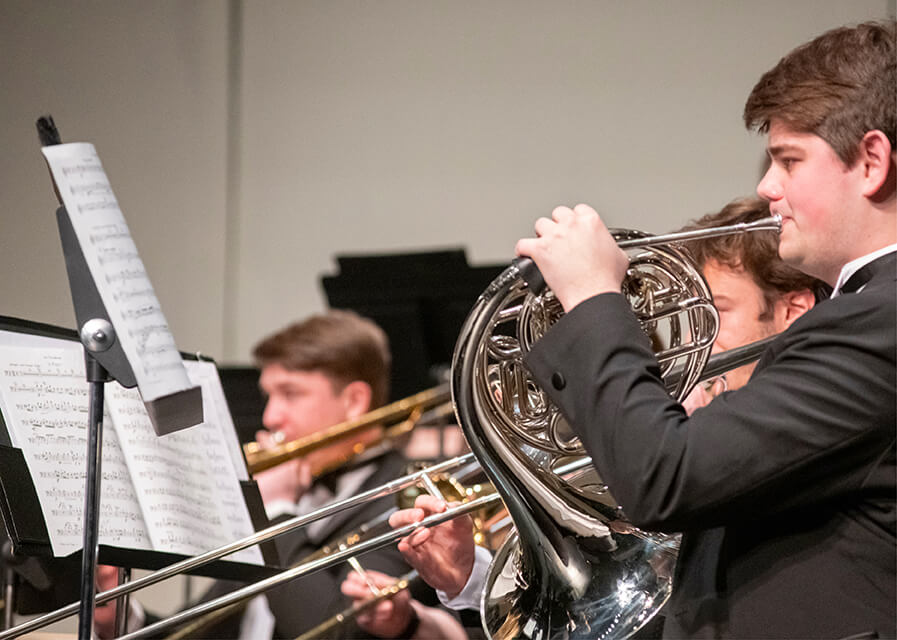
[0,337,771,640]
[244,383,453,475]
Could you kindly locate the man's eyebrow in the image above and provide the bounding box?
[767,143,804,157]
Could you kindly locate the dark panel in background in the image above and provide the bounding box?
[218,366,264,445]
[322,249,504,401]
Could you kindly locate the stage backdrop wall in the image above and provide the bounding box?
[1,0,892,368]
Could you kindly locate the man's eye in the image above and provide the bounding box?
[781,158,797,170]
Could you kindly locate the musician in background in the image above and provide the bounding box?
[386,196,825,628]
[677,197,824,414]
[250,310,466,640]
[97,310,463,639]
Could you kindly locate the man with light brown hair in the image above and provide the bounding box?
[251,310,391,507]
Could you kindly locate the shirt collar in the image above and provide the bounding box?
[300,462,378,542]
[830,244,897,298]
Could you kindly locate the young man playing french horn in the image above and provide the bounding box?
[391,20,896,639]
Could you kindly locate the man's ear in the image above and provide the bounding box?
[858,130,895,201]
[779,288,816,329]
[341,381,373,419]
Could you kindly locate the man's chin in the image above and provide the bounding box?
[777,242,803,270]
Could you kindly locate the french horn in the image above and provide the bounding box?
[451,216,780,639]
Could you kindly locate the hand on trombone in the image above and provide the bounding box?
[340,569,469,640]
[93,564,120,640]
[388,495,477,600]
[681,375,728,415]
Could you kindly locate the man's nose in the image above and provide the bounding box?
[261,398,282,429]
[756,168,782,202]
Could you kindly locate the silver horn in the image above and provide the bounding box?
[451,216,780,639]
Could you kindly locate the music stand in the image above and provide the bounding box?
[37,117,204,639]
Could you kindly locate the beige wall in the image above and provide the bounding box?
[1,1,891,366]
[0,0,230,360]
[233,0,893,361]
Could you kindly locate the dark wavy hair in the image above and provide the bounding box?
[744,20,896,166]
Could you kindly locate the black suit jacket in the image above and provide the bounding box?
[180,451,436,639]
[525,254,896,638]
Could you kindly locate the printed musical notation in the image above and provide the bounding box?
[41,142,193,405]
[0,335,260,564]
[105,362,262,564]
[0,342,152,555]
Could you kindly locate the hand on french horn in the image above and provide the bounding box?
[515,203,629,312]
[253,429,312,504]
[389,495,476,599]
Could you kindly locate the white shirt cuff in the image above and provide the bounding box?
[436,545,492,610]
[264,499,299,520]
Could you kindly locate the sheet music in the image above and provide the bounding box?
[105,368,262,564]
[186,360,250,482]
[40,142,191,403]
[0,343,151,556]
[0,330,262,564]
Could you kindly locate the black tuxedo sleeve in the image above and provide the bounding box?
[524,285,896,533]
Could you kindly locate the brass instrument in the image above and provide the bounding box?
[452,215,781,639]
[294,473,506,640]
[0,215,779,640]
[244,384,452,474]
[294,569,419,640]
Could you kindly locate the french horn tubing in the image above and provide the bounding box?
[0,216,778,640]
[451,215,780,640]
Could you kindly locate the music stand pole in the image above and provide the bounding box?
[77,320,114,640]
[1,541,14,630]
[113,567,132,636]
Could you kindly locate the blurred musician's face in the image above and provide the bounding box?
[259,364,357,443]
[702,260,783,392]
[682,260,813,415]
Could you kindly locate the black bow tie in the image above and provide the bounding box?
[839,252,897,294]
[315,470,341,494]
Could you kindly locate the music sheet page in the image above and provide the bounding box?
[0,331,261,564]
[0,341,152,556]
[186,360,250,483]
[40,142,192,403]
[104,362,262,564]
